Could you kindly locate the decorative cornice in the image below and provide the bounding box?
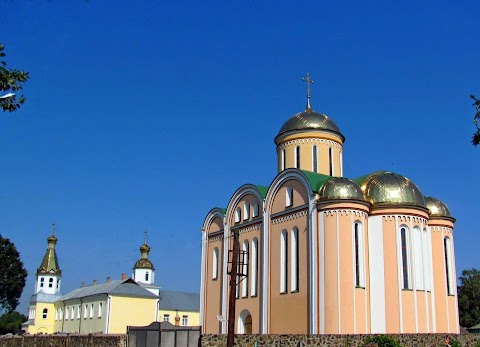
[208,234,224,242]
[382,215,428,225]
[430,226,454,234]
[277,138,342,150]
[272,209,308,225]
[237,223,262,235]
[323,210,368,218]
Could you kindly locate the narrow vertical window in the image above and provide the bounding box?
[252,202,259,217]
[49,278,53,288]
[280,230,288,293]
[55,308,58,320]
[354,222,365,287]
[65,306,69,320]
[251,238,258,296]
[295,146,300,168]
[401,227,410,289]
[40,277,44,287]
[444,237,453,295]
[354,223,360,287]
[242,240,249,297]
[56,279,60,289]
[90,303,94,318]
[235,208,241,223]
[98,303,103,318]
[282,149,286,170]
[42,308,48,319]
[413,227,424,290]
[291,228,299,291]
[182,315,188,326]
[84,304,88,319]
[422,228,430,291]
[77,305,81,319]
[212,247,219,280]
[313,145,318,173]
[145,271,149,282]
[59,308,63,320]
[244,202,250,220]
[329,147,333,176]
[286,186,293,207]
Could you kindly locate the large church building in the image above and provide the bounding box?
[200,77,458,335]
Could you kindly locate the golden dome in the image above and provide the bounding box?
[134,258,154,270]
[360,171,425,207]
[47,234,57,243]
[319,177,365,201]
[425,196,451,217]
[140,242,151,253]
[275,106,345,142]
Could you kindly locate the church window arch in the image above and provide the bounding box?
[280,230,288,293]
[281,149,286,170]
[251,238,258,296]
[312,145,318,173]
[400,226,411,289]
[42,308,48,319]
[84,304,88,319]
[90,303,94,318]
[49,278,53,288]
[252,202,259,217]
[235,208,241,223]
[286,186,293,207]
[65,306,69,320]
[56,279,60,289]
[212,247,219,280]
[242,240,249,297]
[354,221,365,287]
[444,236,454,295]
[291,227,299,292]
[244,202,250,220]
[145,271,149,282]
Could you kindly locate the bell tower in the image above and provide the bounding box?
[35,224,62,294]
[133,230,159,295]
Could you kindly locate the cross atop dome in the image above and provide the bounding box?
[302,72,314,110]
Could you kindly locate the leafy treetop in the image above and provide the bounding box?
[0,43,30,112]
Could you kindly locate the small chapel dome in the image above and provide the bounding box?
[140,243,151,253]
[425,196,452,217]
[134,258,154,270]
[47,234,57,243]
[319,177,365,201]
[361,171,426,207]
[276,106,344,141]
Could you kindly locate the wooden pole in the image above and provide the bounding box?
[227,230,239,347]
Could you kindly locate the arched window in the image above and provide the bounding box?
[90,303,94,318]
[65,306,69,320]
[252,202,259,217]
[328,147,333,176]
[235,208,241,223]
[56,279,60,289]
[212,247,219,280]
[280,230,288,293]
[40,277,44,288]
[98,302,103,318]
[291,228,299,291]
[77,305,81,319]
[444,237,454,295]
[84,304,88,319]
[400,226,410,289]
[49,278,54,288]
[286,186,293,207]
[42,308,48,319]
[413,227,424,290]
[244,202,250,220]
[354,222,365,287]
[251,238,258,296]
[312,145,318,173]
[55,308,58,320]
[295,146,300,168]
[242,240,249,297]
[281,149,286,170]
[145,271,149,282]
[422,228,430,291]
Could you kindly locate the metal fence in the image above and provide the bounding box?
[127,321,200,347]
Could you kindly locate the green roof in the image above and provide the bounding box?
[219,208,227,215]
[254,185,269,198]
[300,170,332,192]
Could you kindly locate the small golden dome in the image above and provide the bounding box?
[425,196,451,217]
[361,171,425,207]
[47,234,57,243]
[134,258,154,270]
[140,242,150,253]
[319,177,365,201]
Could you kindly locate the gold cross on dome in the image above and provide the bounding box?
[302,73,314,109]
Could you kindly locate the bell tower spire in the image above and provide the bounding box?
[35,224,62,294]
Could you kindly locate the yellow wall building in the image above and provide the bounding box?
[200,76,459,335]
[158,291,200,327]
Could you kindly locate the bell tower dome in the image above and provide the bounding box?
[132,231,159,296]
[274,73,345,176]
[35,225,62,295]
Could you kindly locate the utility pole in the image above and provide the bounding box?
[227,230,239,347]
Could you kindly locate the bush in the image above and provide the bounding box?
[450,338,462,347]
[363,335,401,347]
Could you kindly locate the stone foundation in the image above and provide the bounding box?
[0,334,126,347]
[201,333,480,347]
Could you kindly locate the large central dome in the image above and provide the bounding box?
[276,106,344,141]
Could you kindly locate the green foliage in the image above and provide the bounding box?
[472,95,480,146]
[458,268,480,328]
[0,236,28,312]
[363,335,400,347]
[0,311,27,334]
[450,337,462,347]
[0,43,30,112]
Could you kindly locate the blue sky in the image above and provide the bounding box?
[1,1,479,314]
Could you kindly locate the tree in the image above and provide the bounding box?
[0,311,27,334]
[0,43,30,112]
[0,236,27,313]
[472,95,480,146]
[458,268,480,328]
